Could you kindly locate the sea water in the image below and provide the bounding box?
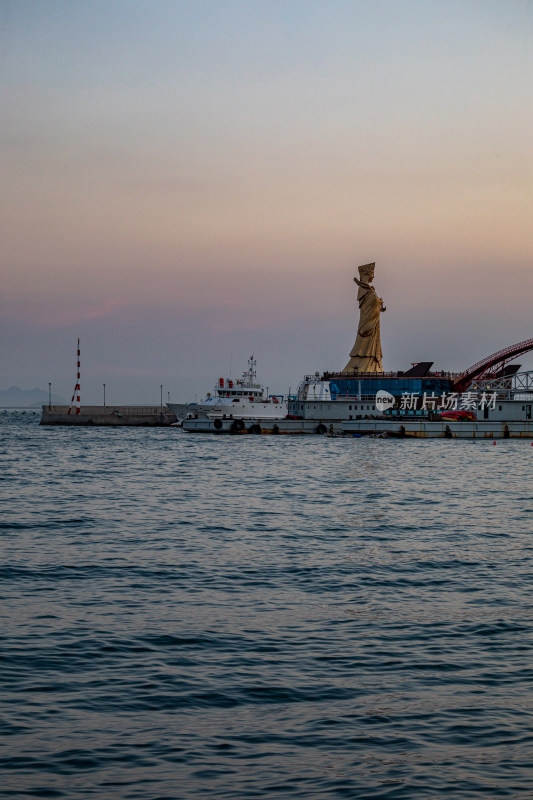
[1,410,533,799]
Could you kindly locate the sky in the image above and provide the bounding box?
[1,0,532,404]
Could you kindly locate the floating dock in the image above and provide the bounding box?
[341,418,533,438]
[181,415,533,438]
[40,405,177,426]
[182,416,322,435]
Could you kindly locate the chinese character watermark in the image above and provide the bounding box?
[396,391,497,412]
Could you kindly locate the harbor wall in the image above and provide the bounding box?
[40,405,177,426]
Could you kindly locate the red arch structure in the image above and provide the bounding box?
[453,338,533,393]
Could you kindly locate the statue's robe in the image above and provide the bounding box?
[342,285,383,373]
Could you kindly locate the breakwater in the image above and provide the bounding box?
[40,405,177,426]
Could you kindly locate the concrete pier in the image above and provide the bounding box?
[40,405,177,426]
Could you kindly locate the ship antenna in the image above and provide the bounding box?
[67,338,81,416]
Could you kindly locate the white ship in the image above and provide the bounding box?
[167,356,287,421]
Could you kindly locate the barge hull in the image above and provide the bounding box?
[342,420,533,438]
[182,417,533,437]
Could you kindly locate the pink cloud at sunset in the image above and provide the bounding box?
[29,300,127,329]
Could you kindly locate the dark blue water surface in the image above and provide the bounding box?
[2,410,533,799]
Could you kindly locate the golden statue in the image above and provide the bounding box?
[342,262,386,373]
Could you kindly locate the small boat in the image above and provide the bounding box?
[167,356,288,421]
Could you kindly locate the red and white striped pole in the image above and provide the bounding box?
[68,339,81,415]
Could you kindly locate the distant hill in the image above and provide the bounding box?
[0,386,67,408]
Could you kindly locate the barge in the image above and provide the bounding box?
[182,367,533,438]
[182,265,533,438]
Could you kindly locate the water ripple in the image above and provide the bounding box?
[1,411,533,798]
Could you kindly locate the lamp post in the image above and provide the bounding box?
[48,382,52,410]
[103,383,106,408]
[160,385,163,422]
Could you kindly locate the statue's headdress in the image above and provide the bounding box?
[358,262,375,279]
